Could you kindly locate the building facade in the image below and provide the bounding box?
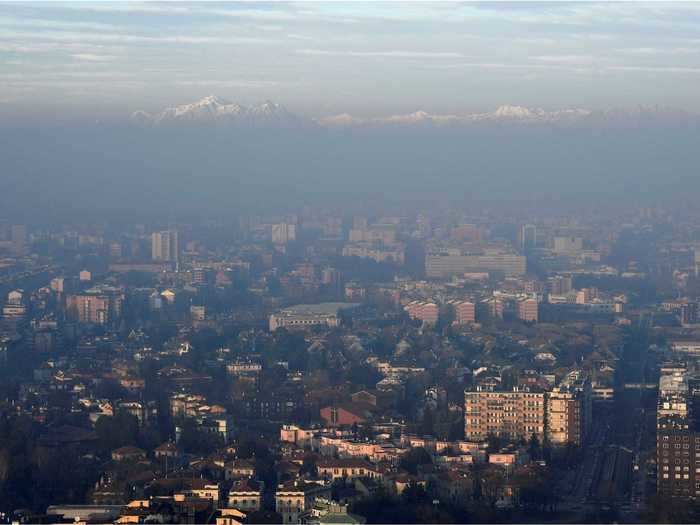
[426,254,526,278]
[464,388,546,442]
[151,230,179,262]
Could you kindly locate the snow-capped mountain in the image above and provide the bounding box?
[132,97,697,129]
[317,105,700,128]
[131,96,306,127]
[317,105,594,127]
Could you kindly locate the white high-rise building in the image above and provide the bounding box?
[553,236,583,255]
[272,223,296,244]
[519,224,537,251]
[151,230,179,262]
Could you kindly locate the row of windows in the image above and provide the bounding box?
[230,498,258,506]
[661,435,700,442]
[661,443,694,449]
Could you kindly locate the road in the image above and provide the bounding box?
[557,321,656,522]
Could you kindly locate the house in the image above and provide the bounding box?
[319,402,374,427]
[351,390,377,406]
[316,459,381,481]
[225,459,255,480]
[275,480,331,524]
[187,481,221,504]
[215,508,247,525]
[277,460,302,482]
[119,377,146,392]
[280,424,316,448]
[155,441,180,459]
[115,500,151,524]
[391,474,427,495]
[111,446,147,462]
[198,415,234,443]
[433,470,474,505]
[488,448,529,472]
[299,498,366,525]
[227,479,262,512]
[160,289,176,304]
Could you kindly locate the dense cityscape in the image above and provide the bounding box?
[0,205,699,523]
[3,1,700,524]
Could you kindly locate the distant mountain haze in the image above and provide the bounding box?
[130,96,698,128]
[2,96,699,221]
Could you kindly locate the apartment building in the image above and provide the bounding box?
[547,372,592,446]
[516,297,538,323]
[65,287,124,325]
[656,367,700,499]
[447,299,475,324]
[464,387,546,442]
[403,300,439,325]
[426,253,526,278]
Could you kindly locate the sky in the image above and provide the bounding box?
[1,1,700,119]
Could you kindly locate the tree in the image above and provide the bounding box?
[486,433,505,453]
[95,412,139,453]
[177,419,223,455]
[528,433,541,460]
[94,379,128,401]
[401,481,429,505]
[300,456,317,477]
[511,465,550,511]
[420,407,435,437]
[475,464,506,509]
[400,447,432,475]
[346,364,382,388]
[436,304,456,333]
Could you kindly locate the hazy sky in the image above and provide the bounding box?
[2,1,700,119]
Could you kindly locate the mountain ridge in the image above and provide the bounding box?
[131,96,306,127]
[131,96,698,128]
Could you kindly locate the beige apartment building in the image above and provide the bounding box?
[464,388,546,442]
[547,373,592,446]
[547,389,585,446]
[465,374,591,446]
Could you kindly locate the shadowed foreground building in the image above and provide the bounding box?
[656,368,700,499]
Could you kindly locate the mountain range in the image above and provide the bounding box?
[131,96,697,128]
[131,95,304,127]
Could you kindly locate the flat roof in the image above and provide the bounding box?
[276,302,360,316]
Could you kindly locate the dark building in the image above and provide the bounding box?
[657,415,700,499]
[656,370,700,499]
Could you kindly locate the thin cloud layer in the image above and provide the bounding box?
[1,1,699,118]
